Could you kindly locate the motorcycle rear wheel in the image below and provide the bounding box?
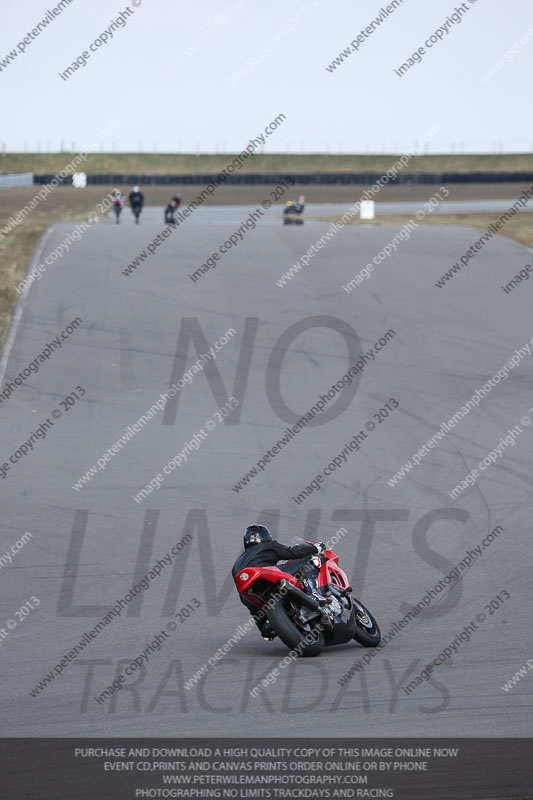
[352,597,381,647]
[267,596,325,657]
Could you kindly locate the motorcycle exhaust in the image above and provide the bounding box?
[279,579,322,611]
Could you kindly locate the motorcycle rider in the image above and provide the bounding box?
[293,194,305,213]
[232,525,326,641]
[112,188,124,223]
[164,192,182,224]
[129,185,144,223]
[284,194,306,214]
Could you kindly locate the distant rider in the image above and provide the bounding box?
[232,525,325,640]
[164,192,182,224]
[129,186,144,223]
[293,195,305,213]
[112,188,124,223]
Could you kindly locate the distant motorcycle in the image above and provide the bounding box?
[165,193,182,225]
[283,195,305,225]
[234,542,380,656]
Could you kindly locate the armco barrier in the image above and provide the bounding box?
[0,173,34,189]
[32,171,533,186]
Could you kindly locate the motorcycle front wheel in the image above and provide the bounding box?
[352,597,381,647]
[267,596,325,657]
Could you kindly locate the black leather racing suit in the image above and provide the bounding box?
[129,191,144,211]
[232,540,319,634]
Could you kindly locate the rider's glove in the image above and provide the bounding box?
[313,542,326,554]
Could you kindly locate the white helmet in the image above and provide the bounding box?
[133,186,140,192]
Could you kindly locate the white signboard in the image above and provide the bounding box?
[72,172,87,188]
[360,200,375,220]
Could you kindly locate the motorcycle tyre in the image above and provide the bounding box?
[352,598,381,647]
[267,596,325,657]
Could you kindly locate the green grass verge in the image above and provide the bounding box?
[2,152,533,175]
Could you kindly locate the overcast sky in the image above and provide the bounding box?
[2,0,532,153]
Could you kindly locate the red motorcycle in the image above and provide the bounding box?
[234,543,380,657]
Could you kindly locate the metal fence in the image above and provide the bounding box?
[0,172,34,189]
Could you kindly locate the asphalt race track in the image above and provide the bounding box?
[1,206,532,737]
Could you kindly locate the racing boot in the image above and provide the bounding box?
[259,619,277,641]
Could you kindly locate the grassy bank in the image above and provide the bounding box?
[1,152,533,175]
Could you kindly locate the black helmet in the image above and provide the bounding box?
[243,524,271,548]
